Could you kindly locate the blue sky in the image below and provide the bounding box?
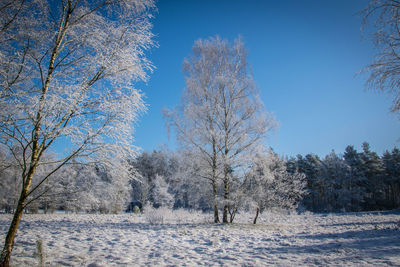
[134,0,400,158]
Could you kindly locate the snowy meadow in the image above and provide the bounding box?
[2,0,400,266]
[1,210,399,266]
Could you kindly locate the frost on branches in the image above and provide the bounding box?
[363,0,400,114]
[243,150,307,224]
[0,0,156,265]
[164,36,277,223]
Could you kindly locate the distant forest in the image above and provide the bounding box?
[1,142,398,214]
[287,142,400,212]
[132,142,400,214]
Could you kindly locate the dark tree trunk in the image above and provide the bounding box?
[229,207,236,223]
[212,179,220,223]
[222,177,229,223]
[211,138,220,223]
[44,200,48,214]
[253,207,260,224]
[214,204,220,223]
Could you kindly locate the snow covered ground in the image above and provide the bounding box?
[0,209,399,266]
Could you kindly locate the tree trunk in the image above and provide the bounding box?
[212,179,220,223]
[222,178,229,223]
[223,206,228,223]
[0,168,36,267]
[229,207,236,223]
[213,203,220,223]
[253,207,260,224]
[211,137,220,224]
[392,183,400,207]
[44,200,48,214]
[0,191,28,266]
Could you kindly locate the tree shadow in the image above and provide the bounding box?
[262,227,400,261]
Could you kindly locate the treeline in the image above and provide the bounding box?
[287,142,400,212]
[0,153,131,214]
[0,143,398,216]
[130,142,400,215]
[131,148,306,223]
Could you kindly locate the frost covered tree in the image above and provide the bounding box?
[320,151,351,211]
[131,152,154,207]
[0,0,156,265]
[211,37,276,223]
[54,163,80,213]
[0,151,20,214]
[35,163,132,214]
[168,149,214,210]
[165,36,276,223]
[131,149,213,211]
[131,150,178,208]
[343,145,367,210]
[244,150,307,224]
[295,154,324,211]
[363,0,400,114]
[289,143,400,212]
[85,165,132,214]
[164,36,223,222]
[0,148,62,214]
[151,174,174,208]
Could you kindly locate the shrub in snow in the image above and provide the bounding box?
[143,205,168,224]
[143,206,209,224]
[151,174,174,209]
[243,151,307,224]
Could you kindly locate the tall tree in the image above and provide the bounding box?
[382,148,400,208]
[320,151,350,211]
[296,154,323,211]
[343,145,367,211]
[0,0,156,265]
[165,36,276,223]
[360,142,385,209]
[164,36,225,222]
[169,149,215,210]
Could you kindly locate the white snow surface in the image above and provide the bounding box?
[1,209,399,266]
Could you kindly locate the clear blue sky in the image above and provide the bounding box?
[134,0,400,158]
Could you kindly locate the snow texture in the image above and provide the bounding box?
[0,210,399,266]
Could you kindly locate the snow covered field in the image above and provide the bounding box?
[1,210,399,266]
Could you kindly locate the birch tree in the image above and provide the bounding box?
[0,0,155,265]
[165,36,276,223]
[164,38,224,223]
[211,37,276,223]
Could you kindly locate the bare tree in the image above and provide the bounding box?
[165,36,276,223]
[363,0,400,113]
[0,0,156,265]
[211,37,276,223]
[164,38,225,223]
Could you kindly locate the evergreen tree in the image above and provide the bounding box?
[382,148,400,208]
[360,142,385,210]
[297,154,323,211]
[343,145,367,211]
